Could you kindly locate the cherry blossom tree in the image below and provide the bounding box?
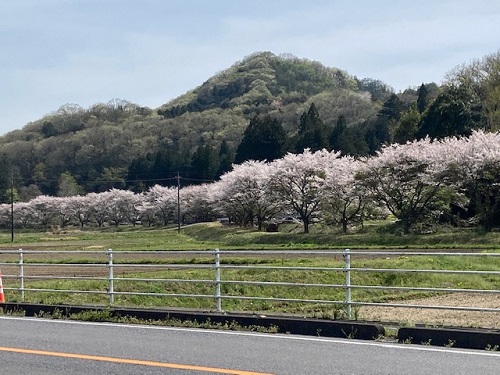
[143,185,178,226]
[442,130,500,230]
[268,149,333,233]
[65,195,95,227]
[355,137,453,234]
[104,189,142,226]
[216,160,281,230]
[4,130,498,235]
[52,196,75,227]
[29,195,59,228]
[181,183,217,224]
[135,200,157,227]
[87,192,109,227]
[210,180,242,224]
[12,202,36,228]
[322,156,365,233]
[0,204,10,228]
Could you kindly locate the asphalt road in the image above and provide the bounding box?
[0,316,498,374]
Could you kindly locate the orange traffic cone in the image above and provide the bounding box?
[0,271,5,303]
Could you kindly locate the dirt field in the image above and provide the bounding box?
[358,293,500,329]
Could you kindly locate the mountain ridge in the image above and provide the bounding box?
[2,49,492,199]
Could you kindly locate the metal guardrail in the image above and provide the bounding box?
[1,248,499,319]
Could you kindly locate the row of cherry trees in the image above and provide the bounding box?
[0,130,498,233]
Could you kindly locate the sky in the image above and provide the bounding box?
[1,0,499,136]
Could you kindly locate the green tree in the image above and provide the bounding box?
[329,114,347,152]
[295,103,330,152]
[0,154,11,202]
[4,187,19,204]
[217,140,235,177]
[57,171,83,197]
[190,144,219,181]
[366,94,405,153]
[127,153,155,191]
[445,51,500,131]
[151,149,174,186]
[235,115,287,163]
[394,104,421,144]
[94,167,127,192]
[417,84,486,139]
[416,83,429,113]
[338,126,370,157]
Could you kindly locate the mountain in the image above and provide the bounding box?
[0,52,391,198]
[158,51,384,125]
[154,51,390,147]
[0,48,497,203]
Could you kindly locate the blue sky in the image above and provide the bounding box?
[1,0,499,135]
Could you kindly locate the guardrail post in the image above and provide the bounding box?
[214,248,222,312]
[343,248,352,319]
[107,248,114,304]
[18,248,25,301]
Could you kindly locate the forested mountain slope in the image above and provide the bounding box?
[0,52,384,197]
[0,50,498,201]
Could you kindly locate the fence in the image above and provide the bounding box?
[1,248,500,321]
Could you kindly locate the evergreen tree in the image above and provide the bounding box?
[330,114,347,152]
[394,104,421,144]
[127,153,154,191]
[235,115,287,164]
[190,144,219,182]
[151,149,174,186]
[295,103,330,152]
[329,116,370,157]
[378,93,405,121]
[366,94,405,153]
[217,140,235,177]
[416,83,428,113]
[0,154,11,203]
[417,84,486,139]
[340,126,370,157]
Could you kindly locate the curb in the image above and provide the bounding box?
[114,306,385,340]
[1,302,383,340]
[398,326,500,350]
[5,303,500,349]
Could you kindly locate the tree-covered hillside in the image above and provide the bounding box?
[0,50,498,202]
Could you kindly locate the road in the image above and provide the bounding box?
[0,316,498,374]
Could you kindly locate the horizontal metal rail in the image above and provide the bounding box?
[1,249,498,259]
[0,248,499,322]
[18,288,109,295]
[348,267,500,275]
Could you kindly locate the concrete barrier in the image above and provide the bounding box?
[398,326,500,350]
[5,302,500,349]
[1,302,383,340]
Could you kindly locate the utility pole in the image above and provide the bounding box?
[177,172,181,233]
[10,173,14,242]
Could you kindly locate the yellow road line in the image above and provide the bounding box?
[0,346,274,375]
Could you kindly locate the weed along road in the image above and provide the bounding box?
[0,317,499,375]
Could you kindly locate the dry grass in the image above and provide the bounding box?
[358,293,500,329]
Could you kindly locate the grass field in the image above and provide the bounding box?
[1,221,499,326]
[1,220,499,250]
